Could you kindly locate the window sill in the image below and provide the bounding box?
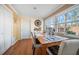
[64,34,79,39]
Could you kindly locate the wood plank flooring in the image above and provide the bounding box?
[3,39,33,55]
[3,38,48,55]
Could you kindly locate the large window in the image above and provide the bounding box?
[45,5,79,36]
[55,5,79,36]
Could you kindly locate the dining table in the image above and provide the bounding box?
[36,33,69,55]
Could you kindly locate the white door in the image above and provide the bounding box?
[4,9,13,51]
[0,5,5,54]
[21,18,31,39]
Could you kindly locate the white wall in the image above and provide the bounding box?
[20,16,43,39]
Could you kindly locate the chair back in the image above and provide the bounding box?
[58,39,79,55]
[31,32,36,46]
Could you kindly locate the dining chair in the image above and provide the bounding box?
[31,32,41,55]
[46,39,79,55]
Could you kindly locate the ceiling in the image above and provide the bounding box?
[12,4,64,18]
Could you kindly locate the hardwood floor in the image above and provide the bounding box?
[4,39,33,55]
[3,38,48,55]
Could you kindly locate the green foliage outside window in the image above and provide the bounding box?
[66,27,76,35]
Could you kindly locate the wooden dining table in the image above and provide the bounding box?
[37,34,68,55]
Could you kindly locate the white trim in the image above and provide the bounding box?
[2,5,13,14]
[2,4,17,14]
[8,4,17,14]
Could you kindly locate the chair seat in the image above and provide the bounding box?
[34,44,41,48]
[47,46,59,55]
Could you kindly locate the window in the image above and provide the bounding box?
[65,7,79,36]
[45,5,79,36]
[57,14,65,23]
[45,17,55,33]
[75,7,79,26]
[56,14,65,32]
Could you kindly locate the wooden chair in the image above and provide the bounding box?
[31,32,41,55]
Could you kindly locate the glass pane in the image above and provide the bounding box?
[45,18,55,27]
[66,23,72,27]
[72,22,77,26]
[75,7,79,21]
[77,22,79,26]
[58,24,65,32]
[52,20,55,25]
[66,12,73,23]
[66,22,77,35]
[57,14,65,23]
[66,10,77,23]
